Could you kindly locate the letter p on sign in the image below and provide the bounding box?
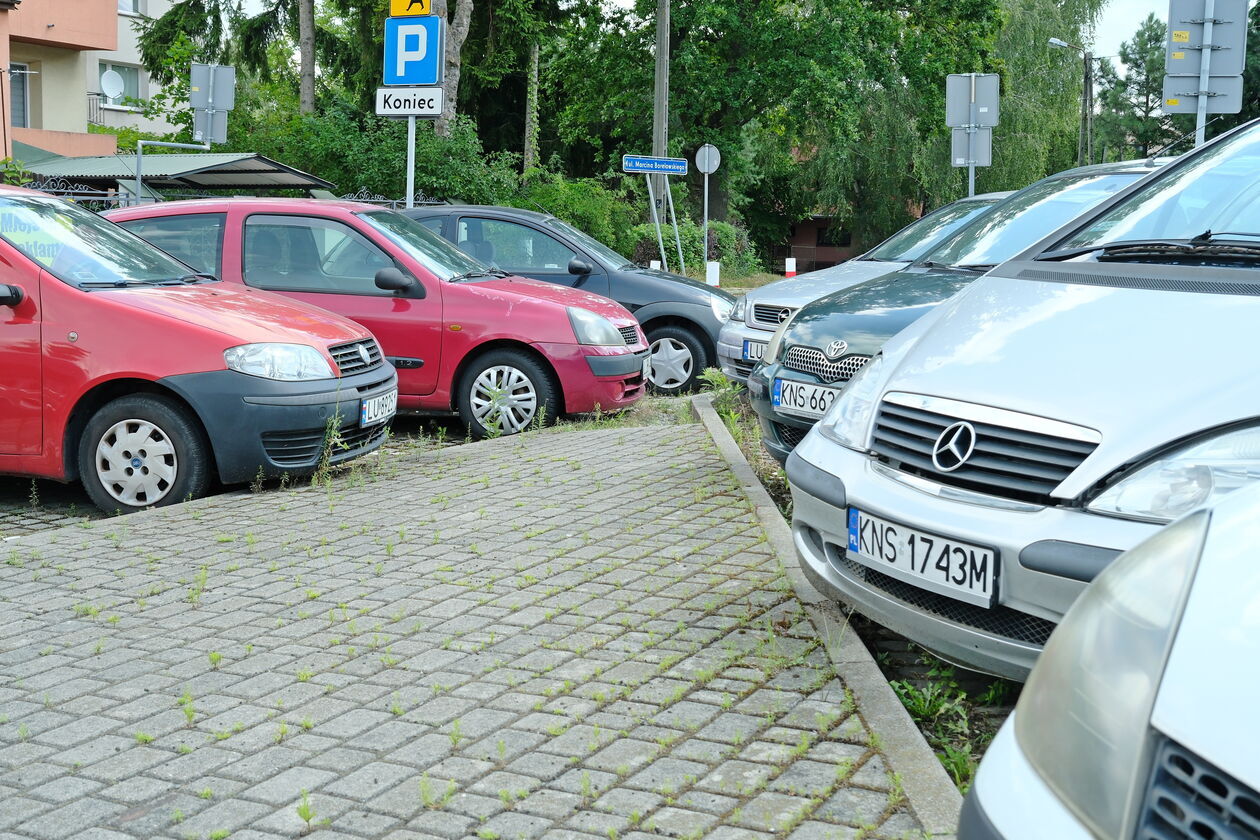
[383,16,443,86]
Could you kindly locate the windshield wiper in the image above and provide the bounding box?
[78,279,155,288]
[449,268,509,282]
[955,263,997,272]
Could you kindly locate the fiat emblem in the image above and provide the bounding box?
[931,421,977,473]
[358,345,372,365]
[824,340,848,359]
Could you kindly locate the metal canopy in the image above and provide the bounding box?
[24,152,334,192]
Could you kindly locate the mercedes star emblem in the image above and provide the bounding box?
[824,340,848,359]
[931,421,977,473]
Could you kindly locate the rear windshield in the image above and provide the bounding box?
[925,172,1143,267]
[1059,126,1260,249]
[0,194,192,287]
[865,197,1002,262]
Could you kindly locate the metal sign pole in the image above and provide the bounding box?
[967,74,977,198]
[644,174,669,271]
[664,177,685,275]
[1196,0,1216,146]
[406,115,416,208]
[702,171,709,263]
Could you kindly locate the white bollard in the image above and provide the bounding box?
[649,260,662,270]
[705,261,720,287]
[785,257,797,278]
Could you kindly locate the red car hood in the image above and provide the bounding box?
[97,283,371,347]
[472,276,638,325]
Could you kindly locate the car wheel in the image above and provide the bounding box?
[457,350,559,439]
[78,394,211,513]
[646,325,707,394]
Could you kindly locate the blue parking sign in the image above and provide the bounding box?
[383,16,443,86]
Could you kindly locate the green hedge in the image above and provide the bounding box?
[628,219,762,277]
[509,170,642,258]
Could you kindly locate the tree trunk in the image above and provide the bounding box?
[297,0,316,114]
[435,0,475,137]
[523,39,539,170]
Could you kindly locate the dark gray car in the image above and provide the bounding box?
[404,205,735,394]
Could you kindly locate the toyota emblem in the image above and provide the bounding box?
[931,421,977,473]
[824,340,848,359]
[357,345,372,366]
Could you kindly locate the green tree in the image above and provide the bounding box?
[1093,14,1180,158]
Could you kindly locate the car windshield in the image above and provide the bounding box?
[925,172,1144,267]
[864,197,1002,262]
[545,217,634,269]
[1058,126,1260,250]
[0,194,193,288]
[359,210,485,281]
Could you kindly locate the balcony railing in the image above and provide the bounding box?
[87,93,104,126]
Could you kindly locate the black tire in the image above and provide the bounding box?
[456,349,559,439]
[645,324,708,394]
[78,394,211,514]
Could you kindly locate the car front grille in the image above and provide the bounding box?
[783,347,871,384]
[752,304,795,328]
[618,325,640,346]
[262,420,389,468]
[773,422,808,449]
[1139,737,1260,840]
[730,359,755,378]
[329,339,384,376]
[870,393,1100,505]
[829,550,1056,646]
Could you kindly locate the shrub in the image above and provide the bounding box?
[510,170,642,258]
[628,219,761,278]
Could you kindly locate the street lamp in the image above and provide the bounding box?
[1050,37,1094,165]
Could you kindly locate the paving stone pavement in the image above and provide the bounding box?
[0,422,925,840]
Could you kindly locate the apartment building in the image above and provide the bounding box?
[86,0,175,137]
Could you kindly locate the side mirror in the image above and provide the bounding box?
[568,257,594,277]
[0,284,24,307]
[375,267,425,298]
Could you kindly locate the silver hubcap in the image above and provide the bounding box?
[649,337,694,389]
[470,365,538,433]
[94,418,178,506]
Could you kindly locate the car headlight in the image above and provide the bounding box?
[1088,424,1260,522]
[816,354,884,450]
[729,297,746,323]
[1015,509,1207,840]
[223,343,334,381]
[567,307,626,346]
[710,294,734,322]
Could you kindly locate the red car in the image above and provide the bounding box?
[109,199,649,436]
[0,186,398,513]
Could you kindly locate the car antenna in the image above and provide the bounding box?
[1147,115,1224,164]
[524,197,551,217]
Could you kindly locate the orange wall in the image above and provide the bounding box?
[14,126,116,157]
[10,0,115,51]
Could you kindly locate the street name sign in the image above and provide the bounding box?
[621,155,688,175]
[384,16,444,86]
[376,86,444,117]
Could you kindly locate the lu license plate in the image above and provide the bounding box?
[847,508,996,607]
[361,389,398,427]
[742,340,767,362]
[772,378,838,419]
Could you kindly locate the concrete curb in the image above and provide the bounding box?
[691,393,962,839]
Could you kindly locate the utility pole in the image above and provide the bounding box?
[651,0,669,219]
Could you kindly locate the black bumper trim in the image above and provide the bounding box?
[958,788,1005,840]
[1018,540,1122,583]
[241,375,395,407]
[785,449,847,510]
[586,350,648,377]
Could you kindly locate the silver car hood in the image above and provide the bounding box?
[744,260,907,308]
[879,260,1260,498]
[1151,490,1260,790]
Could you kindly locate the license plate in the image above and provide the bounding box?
[742,340,766,362]
[772,378,838,419]
[360,389,398,427]
[847,508,996,607]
